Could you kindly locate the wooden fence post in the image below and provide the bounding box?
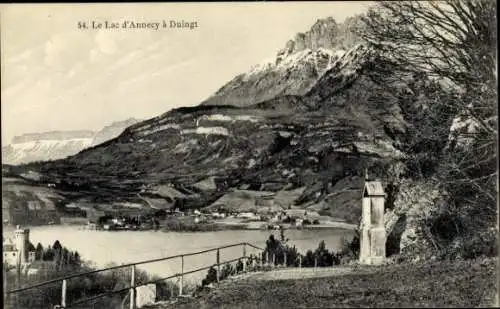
[266,251,269,266]
[314,257,317,269]
[284,253,287,267]
[299,255,302,269]
[130,265,136,309]
[216,249,220,283]
[242,244,247,272]
[61,279,67,308]
[14,271,20,308]
[260,252,263,268]
[272,253,275,268]
[3,268,8,309]
[179,256,184,296]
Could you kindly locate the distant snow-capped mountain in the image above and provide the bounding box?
[2,118,141,165]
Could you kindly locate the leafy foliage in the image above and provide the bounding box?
[261,231,359,268]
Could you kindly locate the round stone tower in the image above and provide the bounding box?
[14,225,29,265]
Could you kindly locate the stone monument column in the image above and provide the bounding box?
[360,175,386,265]
[369,195,386,265]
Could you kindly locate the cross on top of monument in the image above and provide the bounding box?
[365,168,369,181]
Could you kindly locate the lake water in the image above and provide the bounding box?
[4,225,354,285]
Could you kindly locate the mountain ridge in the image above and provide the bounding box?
[200,16,363,108]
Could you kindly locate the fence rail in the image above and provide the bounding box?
[4,242,265,309]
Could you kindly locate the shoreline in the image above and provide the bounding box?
[4,221,358,233]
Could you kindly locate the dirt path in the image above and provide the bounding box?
[239,266,374,281]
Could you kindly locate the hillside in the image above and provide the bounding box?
[150,258,497,308]
[1,176,67,226]
[10,34,408,225]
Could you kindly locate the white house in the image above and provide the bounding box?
[237,212,259,219]
[211,212,226,219]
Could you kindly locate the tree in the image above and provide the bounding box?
[265,234,280,263]
[314,241,337,267]
[220,263,235,279]
[62,248,70,267]
[201,267,217,287]
[27,242,35,252]
[73,251,81,267]
[42,246,54,261]
[358,0,497,143]
[264,234,301,267]
[235,260,244,273]
[302,249,316,267]
[35,243,44,261]
[52,240,62,251]
[357,0,497,257]
[357,0,496,145]
[358,1,496,89]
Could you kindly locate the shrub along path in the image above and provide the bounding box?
[145,257,497,308]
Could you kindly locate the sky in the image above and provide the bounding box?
[1,2,371,145]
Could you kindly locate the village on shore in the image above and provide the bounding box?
[44,185,358,232]
[5,205,355,232]
[76,206,356,231]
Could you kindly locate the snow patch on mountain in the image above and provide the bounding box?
[182,126,230,136]
[136,123,182,136]
[196,114,262,125]
[243,48,346,81]
[3,138,94,165]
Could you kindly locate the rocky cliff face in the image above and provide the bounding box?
[277,16,361,58]
[2,119,141,165]
[91,118,141,146]
[201,17,362,108]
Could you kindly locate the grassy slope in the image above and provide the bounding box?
[150,258,498,308]
[2,177,67,225]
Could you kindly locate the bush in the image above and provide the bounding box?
[221,263,235,279]
[300,241,340,267]
[262,234,301,267]
[261,231,357,268]
[235,260,244,273]
[201,266,218,287]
